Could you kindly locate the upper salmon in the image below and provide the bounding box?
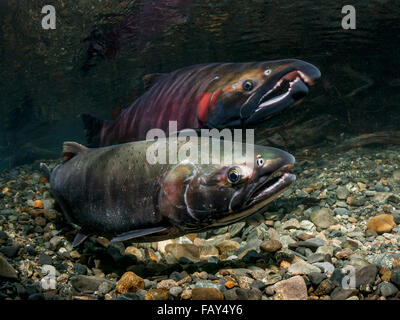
[83,59,320,146]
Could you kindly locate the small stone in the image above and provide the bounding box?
[37,253,53,265]
[70,250,81,260]
[216,240,240,256]
[34,216,47,227]
[192,287,224,300]
[316,245,334,256]
[260,240,282,253]
[273,275,307,300]
[124,246,143,261]
[336,186,349,200]
[225,280,236,289]
[33,200,44,209]
[224,289,238,300]
[300,220,315,231]
[282,218,301,230]
[275,248,295,263]
[145,289,169,300]
[165,243,200,262]
[307,253,326,264]
[250,280,266,290]
[181,288,192,300]
[308,272,327,286]
[378,282,398,297]
[237,276,254,289]
[393,258,400,268]
[115,272,145,295]
[74,263,87,275]
[70,276,114,293]
[157,279,178,290]
[288,261,321,275]
[335,249,353,260]
[310,208,335,229]
[314,279,335,296]
[313,262,334,274]
[199,245,219,260]
[367,214,396,234]
[280,260,291,269]
[390,266,400,287]
[330,287,358,300]
[49,236,62,250]
[169,286,183,298]
[346,196,366,207]
[96,237,110,248]
[98,281,114,295]
[0,245,19,258]
[355,265,378,288]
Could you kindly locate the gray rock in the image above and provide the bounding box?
[355,265,377,288]
[38,253,53,265]
[307,253,326,264]
[282,219,301,230]
[98,281,114,295]
[334,208,348,215]
[378,282,398,297]
[0,245,19,258]
[275,248,295,263]
[70,275,114,293]
[288,261,321,275]
[336,186,349,200]
[330,287,358,300]
[313,262,335,274]
[316,245,334,256]
[391,266,400,287]
[308,272,327,286]
[300,220,315,231]
[169,286,183,298]
[310,208,335,229]
[49,236,62,250]
[224,288,238,300]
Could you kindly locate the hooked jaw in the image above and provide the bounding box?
[241,59,321,124]
[246,163,295,207]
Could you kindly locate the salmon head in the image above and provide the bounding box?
[197,59,321,128]
[159,141,296,233]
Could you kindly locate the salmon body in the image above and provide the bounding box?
[83,59,320,146]
[45,138,296,244]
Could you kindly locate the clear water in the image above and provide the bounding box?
[0,0,400,170]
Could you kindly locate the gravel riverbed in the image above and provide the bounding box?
[1,144,400,300]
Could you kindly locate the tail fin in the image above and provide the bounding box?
[39,162,52,180]
[81,113,104,147]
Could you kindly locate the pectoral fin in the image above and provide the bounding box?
[110,226,167,243]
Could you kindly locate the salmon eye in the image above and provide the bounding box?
[256,158,264,167]
[227,167,241,184]
[242,80,255,91]
[264,69,271,76]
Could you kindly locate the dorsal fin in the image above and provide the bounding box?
[62,141,88,163]
[142,73,165,91]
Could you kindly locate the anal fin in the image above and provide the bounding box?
[72,232,89,247]
[110,226,167,243]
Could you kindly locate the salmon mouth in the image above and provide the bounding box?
[246,164,296,207]
[240,60,321,124]
[255,70,314,112]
